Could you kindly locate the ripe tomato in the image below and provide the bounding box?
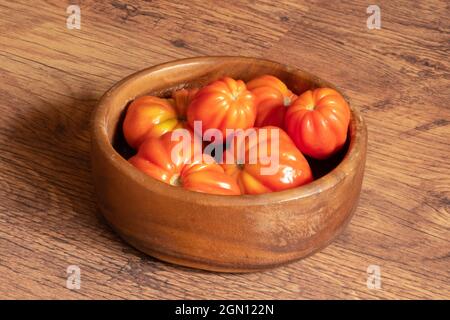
[187,77,256,141]
[246,75,297,128]
[123,96,187,149]
[221,126,313,194]
[128,131,241,195]
[285,88,350,159]
[172,88,199,116]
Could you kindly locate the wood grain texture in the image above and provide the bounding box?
[0,0,448,299]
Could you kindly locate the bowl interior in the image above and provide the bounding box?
[113,113,349,182]
[113,58,350,179]
[95,57,361,203]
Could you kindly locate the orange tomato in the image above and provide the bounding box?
[221,126,313,194]
[128,131,241,195]
[123,96,187,149]
[172,88,199,116]
[285,88,350,159]
[187,77,256,141]
[246,75,297,128]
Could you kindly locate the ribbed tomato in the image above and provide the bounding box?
[285,88,350,159]
[187,77,256,141]
[172,88,199,116]
[128,131,241,195]
[123,96,187,149]
[221,126,313,194]
[246,75,297,128]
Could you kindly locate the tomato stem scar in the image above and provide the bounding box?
[170,174,182,186]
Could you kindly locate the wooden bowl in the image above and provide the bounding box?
[91,57,367,272]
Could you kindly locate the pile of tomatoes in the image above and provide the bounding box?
[123,75,351,196]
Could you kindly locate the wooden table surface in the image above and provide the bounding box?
[0,0,448,300]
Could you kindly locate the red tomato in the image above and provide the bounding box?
[246,75,297,128]
[187,77,256,141]
[285,88,350,159]
[123,96,187,149]
[221,126,313,194]
[128,131,241,195]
